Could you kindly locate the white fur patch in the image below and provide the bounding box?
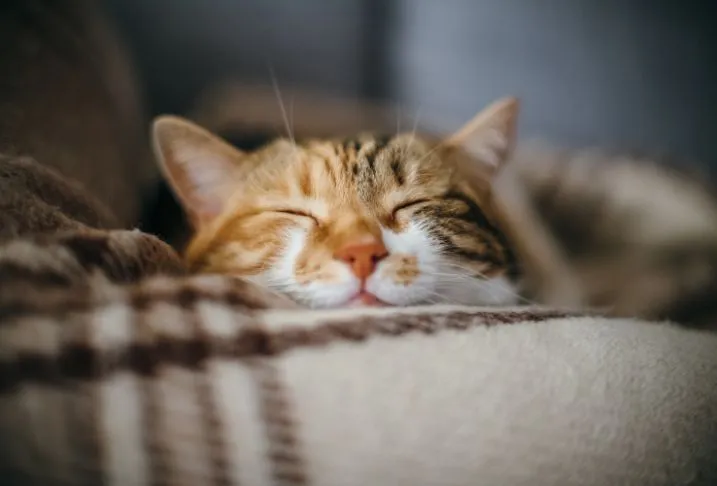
[368,222,440,305]
[246,228,359,309]
[250,221,520,309]
[373,221,520,306]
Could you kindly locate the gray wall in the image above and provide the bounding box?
[108,0,717,164]
[388,0,717,162]
[107,0,368,114]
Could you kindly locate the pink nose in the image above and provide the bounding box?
[335,241,389,279]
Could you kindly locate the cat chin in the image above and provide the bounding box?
[344,292,391,308]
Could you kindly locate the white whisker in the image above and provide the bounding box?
[413,286,466,306]
[268,65,296,148]
[396,104,401,137]
[405,106,423,155]
[433,262,539,305]
[414,143,443,166]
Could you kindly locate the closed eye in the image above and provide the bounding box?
[392,198,431,215]
[274,209,319,223]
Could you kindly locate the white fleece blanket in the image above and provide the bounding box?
[2,289,716,486]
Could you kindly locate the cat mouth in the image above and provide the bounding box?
[346,291,389,308]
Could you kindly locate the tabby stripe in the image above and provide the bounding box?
[390,160,405,185]
[363,135,392,174]
[428,230,500,267]
[445,193,498,231]
[441,192,519,270]
[298,166,313,197]
[341,137,361,153]
[448,245,505,268]
[321,154,339,187]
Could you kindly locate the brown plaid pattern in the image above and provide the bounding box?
[0,252,572,486]
[2,233,715,486]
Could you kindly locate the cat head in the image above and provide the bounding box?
[151,97,520,308]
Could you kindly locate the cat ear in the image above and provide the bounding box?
[445,97,520,173]
[152,115,244,227]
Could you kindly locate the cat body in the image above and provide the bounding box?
[152,99,522,309]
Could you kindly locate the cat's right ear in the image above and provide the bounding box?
[445,97,520,175]
[151,115,244,227]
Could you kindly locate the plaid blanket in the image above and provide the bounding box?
[2,259,717,485]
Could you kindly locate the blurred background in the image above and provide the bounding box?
[106,0,717,165]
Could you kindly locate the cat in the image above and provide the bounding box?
[153,93,717,326]
[0,0,182,279]
[151,97,522,309]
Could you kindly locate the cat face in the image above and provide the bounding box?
[152,97,520,308]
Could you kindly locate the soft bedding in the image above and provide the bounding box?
[2,259,716,485]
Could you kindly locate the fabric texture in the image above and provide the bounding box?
[1,271,716,486]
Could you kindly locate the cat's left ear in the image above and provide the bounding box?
[445,97,519,174]
[151,115,245,227]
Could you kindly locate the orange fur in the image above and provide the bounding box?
[152,97,521,308]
